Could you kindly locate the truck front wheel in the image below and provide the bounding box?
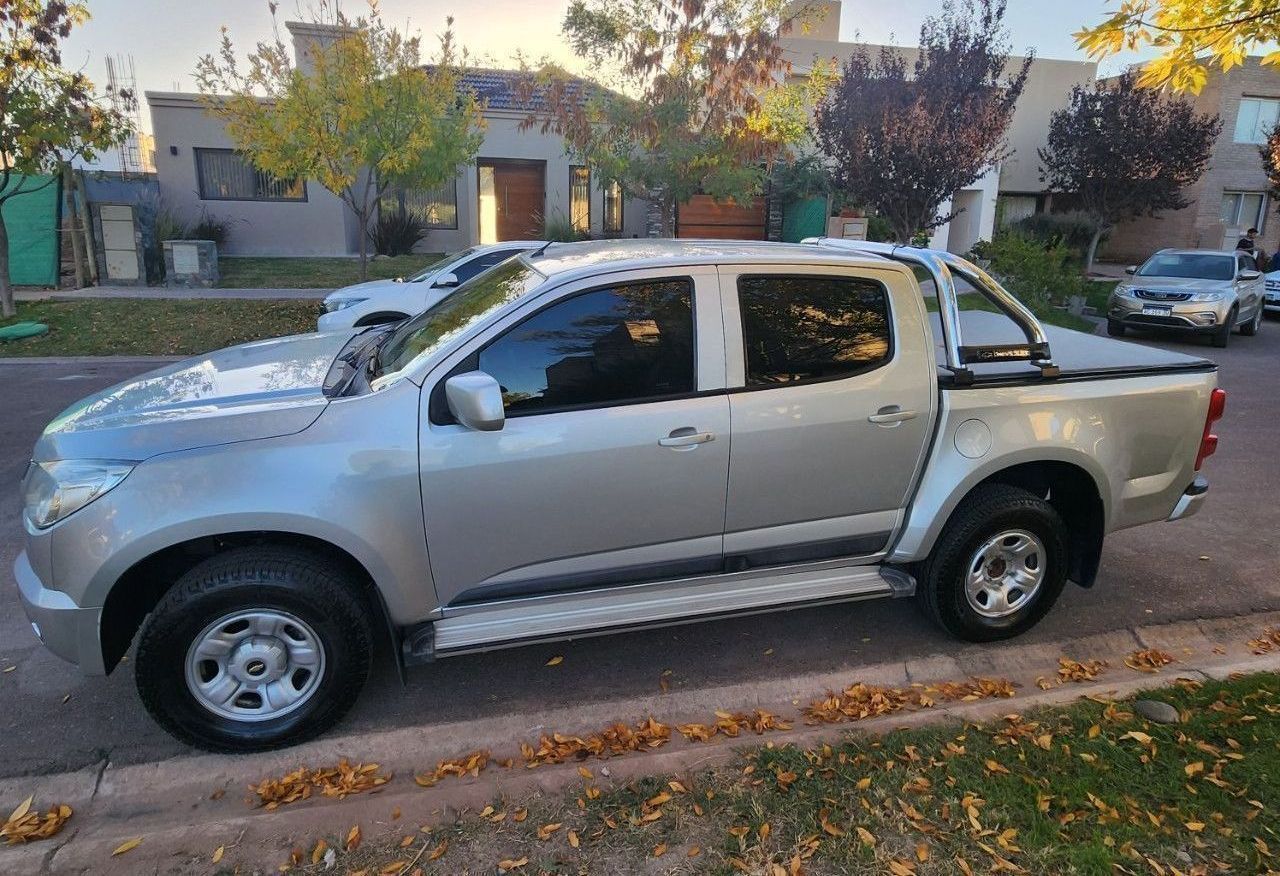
[135,546,374,752]
[917,484,1069,642]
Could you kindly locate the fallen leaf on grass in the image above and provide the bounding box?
[111,837,142,856]
[653,842,668,857]
[1124,649,1175,673]
[212,845,224,864]
[537,822,562,840]
[345,824,362,852]
[497,856,528,871]
[311,839,327,863]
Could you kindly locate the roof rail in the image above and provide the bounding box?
[804,238,1059,382]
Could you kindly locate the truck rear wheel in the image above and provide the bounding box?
[917,484,1069,642]
[135,546,373,752]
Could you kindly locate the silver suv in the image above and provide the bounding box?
[1107,248,1265,347]
[15,240,1222,751]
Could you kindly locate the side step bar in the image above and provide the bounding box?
[413,563,915,660]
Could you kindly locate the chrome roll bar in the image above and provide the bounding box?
[807,238,1059,382]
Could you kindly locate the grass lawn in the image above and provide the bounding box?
[0,298,320,357]
[344,673,1280,875]
[1084,280,1119,314]
[217,254,443,289]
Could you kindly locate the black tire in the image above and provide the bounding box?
[1106,318,1125,337]
[917,484,1069,642]
[1211,310,1234,348]
[135,546,374,752]
[1240,305,1261,336]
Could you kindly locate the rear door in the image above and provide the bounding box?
[419,267,731,606]
[717,263,935,567]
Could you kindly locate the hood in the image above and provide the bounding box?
[1127,276,1234,292]
[34,331,355,463]
[328,278,417,299]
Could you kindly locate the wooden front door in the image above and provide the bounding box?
[478,160,546,243]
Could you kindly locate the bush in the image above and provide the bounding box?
[371,209,427,256]
[542,211,588,243]
[983,233,1091,311]
[866,214,895,242]
[1008,211,1105,256]
[188,208,232,249]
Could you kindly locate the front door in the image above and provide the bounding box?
[419,268,730,606]
[478,160,545,243]
[717,264,935,566]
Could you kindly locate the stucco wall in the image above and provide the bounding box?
[1103,58,1280,264]
[146,92,358,257]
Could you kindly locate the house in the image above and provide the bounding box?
[145,21,648,258]
[1101,57,1280,264]
[777,0,1097,254]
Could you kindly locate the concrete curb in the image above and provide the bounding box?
[3,610,1278,874]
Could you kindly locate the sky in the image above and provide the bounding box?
[63,0,1148,135]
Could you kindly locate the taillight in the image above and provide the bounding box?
[1195,387,1226,470]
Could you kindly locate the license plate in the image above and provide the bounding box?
[1141,306,1172,316]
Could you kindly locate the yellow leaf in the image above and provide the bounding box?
[545,656,563,666]
[985,759,1010,774]
[537,822,562,840]
[568,829,580,848]
[688,846,701,857]
[8,795,33,824]
[916,842,930,862]
[428,839,448,861]
[653,843,668,857]
[577,766,593,780]
[668,780,687,793]
[212,845,224,864]
[1185,761,1205,777]
[345,824,362,851]
[856,826,876,847]
[888,859,917,875]
[1185,821,1205,832]
[112,837,143,856]
[513,808,528,822]
[311,839,327,864]
[497,857,528,872]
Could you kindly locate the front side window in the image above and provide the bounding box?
[738,275,891,387]
[478,279,694,415]
[194,148,305,201]
[1234,97,1280,143]
[603,180,624,234]
[570,166,591,234]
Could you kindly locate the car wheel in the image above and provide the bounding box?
[917,484,1069,642]
[135,546,373,752]
[1106,318,1125,337]
[1240,305,1262,336]
[1211,309,1234,348]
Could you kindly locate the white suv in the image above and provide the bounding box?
[317,241,547,331]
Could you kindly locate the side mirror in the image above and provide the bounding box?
[433,272,460,288]
[1239,269,1262,281]
[1124,265,1137,275]
[445,371,505,431]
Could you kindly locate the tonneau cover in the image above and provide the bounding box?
[930,311,1215,382]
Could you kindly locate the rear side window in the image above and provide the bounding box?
[455,248,523,282]
[479,278,694,415]
[738,275,891,386]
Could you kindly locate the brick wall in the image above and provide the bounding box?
[1103,58,1280,265]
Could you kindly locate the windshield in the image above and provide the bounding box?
[1137,253,1234,281]
[375,258,545,379]
[406,248,478,282]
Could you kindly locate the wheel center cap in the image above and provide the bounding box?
[229,636,288,684]
[987,557,1008,578]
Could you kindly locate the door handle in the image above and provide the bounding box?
[868,405,918,426]
[659,427,715,449]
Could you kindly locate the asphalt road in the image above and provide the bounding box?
[1,325,1277,778]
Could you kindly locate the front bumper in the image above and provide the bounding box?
[317,307,358,333]
[1110,298,1230,332]
[1167,476,1209,522]
[13,549,107,675]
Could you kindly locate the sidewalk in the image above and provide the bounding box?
[15,285,332,302]
[3,610,1278,874]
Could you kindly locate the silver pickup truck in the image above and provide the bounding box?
[15,239,1224,751]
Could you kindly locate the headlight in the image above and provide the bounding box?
[1190,291,1225,302]
[22,460,135,529]
[1113,284,1133,298]
[323,297,369,313]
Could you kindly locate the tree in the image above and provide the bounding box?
[519,0,830,236]
[813,0,1031,244]
[196,2,485,278]
[1038,73,1220,272]
[1076,1,1280,93]
[1,1,130,317]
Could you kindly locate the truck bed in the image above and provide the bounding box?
[930,311,1216,385]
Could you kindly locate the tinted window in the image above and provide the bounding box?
[739,275,891,386]
[1137,253,1234,281]
[455,248,524,283]
[479,279,694,414]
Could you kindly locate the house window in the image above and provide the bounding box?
[570,166,591,234]
[194,148,305,201]
[1233,97,1280,143]
[603,180,623,233]
[1221,191,1266,230]
[381,177,459,229]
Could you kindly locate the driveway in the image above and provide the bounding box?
[0,323,1276,778]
